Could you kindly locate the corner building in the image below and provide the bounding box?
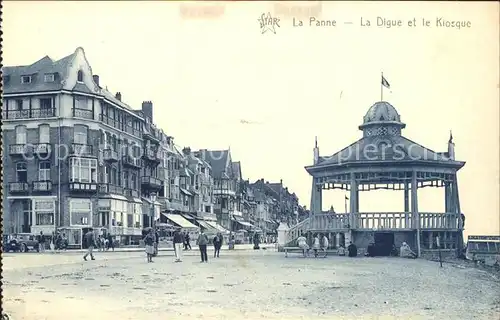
[2,47,163,247]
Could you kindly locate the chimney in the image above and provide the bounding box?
[313,136,320,164]
[447,130,455,160]
[92,75,100,86]
[182,147,191,155]
[201,149,206,160]
[115,92,121,101]
[280,179,283,185]
[142,101,153,123]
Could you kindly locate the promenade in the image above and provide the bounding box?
[3,248,499,320]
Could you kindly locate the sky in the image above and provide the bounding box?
[3,1,499,236]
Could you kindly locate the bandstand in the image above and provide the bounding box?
[284,101,465,258]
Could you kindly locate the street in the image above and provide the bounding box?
[3,249,499,320]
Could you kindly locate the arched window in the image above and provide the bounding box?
[15,125,27,144]
[77,70,84,82]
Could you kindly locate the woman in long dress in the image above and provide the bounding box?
[312,234,321,257]
[144,229,155,263]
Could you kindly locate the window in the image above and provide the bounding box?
[111,168,117,185]
[131,173,137,190]
[123,171,129,188]
[21,75,32,84]
[44,74,55,82]
[16,162,27,182]
[15,99,23,110]
[34,200,55,226]
[40,98,52,109]
[15,125,27,144]
[74,125,88,144]
[77,70,84,82]
[70,158,98,183]
[70,199,91,226]
[39,124,50,143]
[39,162,51,181]
[75,96,88,109]
[104,165,111,184]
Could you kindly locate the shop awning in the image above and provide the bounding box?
[126,197,143,204]
[101,194,128,201]
[162,213,199,229]
[230,214,244,222]
[205,221,229,234]
[236,221,254,228]
[141,197,162,206]
[180,188,192,196]
[197,220,218,232]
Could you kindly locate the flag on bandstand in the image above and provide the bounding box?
[381,75,390,89]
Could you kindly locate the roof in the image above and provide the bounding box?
[3,53,75,94]
[204,150,231,178]
[309,134,465,169]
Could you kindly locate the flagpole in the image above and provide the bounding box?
[344,196,348,214]
[381,72,383,101]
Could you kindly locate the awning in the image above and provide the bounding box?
[230,214,244,222]
[205,221,229,234]
[197,220,218,232]
[181,213,196,221]
[141,197,162,206]
[180,188,192,196]
[236,221,253,228]
[126,197,143,204]
[101,194,128,201]
[162,213,199,229]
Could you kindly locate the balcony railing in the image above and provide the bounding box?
[9,182,29,193]
[73,108,94,119]
[33,181,53,192]
[143,148,161,162]
[141,176,162,189]
[69,182,98,192]
[2,108,56,120]
[99,184,124,194]
[71,143,93,156]
[9,144,31,156]
[122,155,142,168]
[103,149,119,162]
[124,188,140,198]
[33,143,51,155]
[125,125,142,138]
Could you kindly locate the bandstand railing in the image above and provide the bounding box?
[284,212,462,244]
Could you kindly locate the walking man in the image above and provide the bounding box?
[37,231,46,253]
[197,230,209,263]
[83,229,96,261]
[213,232,223,258]
[184,232,192,250]
[173,228,183,262]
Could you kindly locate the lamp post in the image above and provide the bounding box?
[150,192,157,229]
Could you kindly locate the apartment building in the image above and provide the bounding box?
[1,47,162,246]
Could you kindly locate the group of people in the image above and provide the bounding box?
[146,228,225,263]
[296,233,417,259]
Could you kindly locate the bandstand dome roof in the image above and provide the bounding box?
[362,101,401,124]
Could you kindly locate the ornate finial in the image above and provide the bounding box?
[449,130,453,143]
[315,136,318,148]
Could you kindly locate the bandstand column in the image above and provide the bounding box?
[349,172,358,228]
[411,170,421,257]
[404,181,410,227]
[310,177,323,215]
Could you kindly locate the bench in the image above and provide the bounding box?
[284,246,306,257]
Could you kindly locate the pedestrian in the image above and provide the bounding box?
[37,231,46,253]
[107,234,114,251]
[312,234,320,257]
[321,234,329,256]
[253,232,260,250]
[213,232,222,258]
[154,228,160,256]
[144,229,155,263]
[185,232,192,250]
[173,228,183,262]
[296,233,309,257]
[83,229,96,261]
[197,230,209,263]
[347,241,357,257]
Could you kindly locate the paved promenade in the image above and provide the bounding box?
[3,248,499,320]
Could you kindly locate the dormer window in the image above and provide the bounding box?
[77,70,83,82]
[21,75,32,84]
[44,73,55,82]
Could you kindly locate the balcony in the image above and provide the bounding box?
[33,181,53,192]
[103,148,119,162]
[124,188,140,198]
[2,108,56,120]
[71,143,93,156]
[125,125,142,138]
[142,148,161,163]
[122,155,142,169]
[73,108,94,119]
[69,182,98,192]
[141,176,162,190]
[33,143,52,157]
[143,125,161,143]
[99,184,124,194]
[9,144,31,156]
[9,182,29,193]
